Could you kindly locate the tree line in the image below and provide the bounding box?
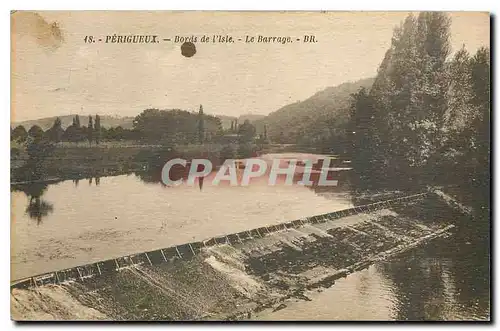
[11,106,259,147]
[11,114,103,145]
[348,12,489,217]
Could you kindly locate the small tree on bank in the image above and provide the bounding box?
[198,105,205,144]
[94,114,101,145]
[47,117,63,143]
[28,125,44,142]
[11,125,27,142]
[87,116,93,146]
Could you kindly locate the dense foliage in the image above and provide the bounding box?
[256,78,374,152]
[348,12,489,217]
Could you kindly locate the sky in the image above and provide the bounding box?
[11,11,490,122]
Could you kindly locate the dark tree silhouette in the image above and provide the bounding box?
[74,115,81,128]
[94,114,101,145]
[198,105,205,144]
[238,119,256,144]
[11,125,27,142]
[87,116,93,146]
[47,117,63,143]
[18,183,54,225]
[133,108,221,144]
[28,125,44,141]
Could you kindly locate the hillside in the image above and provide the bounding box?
[257,77,375,148]
[218,114,266,130]
[238,114,266,123]
[216,115,237,130]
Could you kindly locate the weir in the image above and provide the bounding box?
[11,192,428,290]
[11,191,461,321]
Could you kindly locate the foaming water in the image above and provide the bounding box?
[11,285,108,320]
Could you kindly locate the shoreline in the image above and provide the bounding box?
[10,143,331,184]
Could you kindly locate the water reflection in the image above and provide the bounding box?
[375,234,489,320]
[346,174,490,320]
[13,176,102,225]
[12,154,352,229]
[133,154,351,197]
[25,198,53,225]
[12,183,54,225]
[257,235,489,321]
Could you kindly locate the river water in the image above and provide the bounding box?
[255,236,490,321]
[10,154,490,321]
[11,154,353,280]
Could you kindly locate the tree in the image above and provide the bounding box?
[74,115,81,128]
[11,125,27,142]
[278,131,285,144]
[28,125,44,142]
[348,88,380,190]
[446,46,473,131]
[94,114,101,145]
[64,114,85,143]
[357,12,452,188]
[133,108,222,144]
[63,125,77,143]
[414,12,452,177]
[23,127,55,181]
[238,119,256,144]
[463,47,490,217]
[87,116,93,145]
[114,126,124,140]
[47,117,63,143]
[434,46,490,219]
[198,105,205,144]
[100,127,107,141]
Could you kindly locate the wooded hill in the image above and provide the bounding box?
[255,77,375,150]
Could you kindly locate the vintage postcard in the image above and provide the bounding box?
[10,11,490,321]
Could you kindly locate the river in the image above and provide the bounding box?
[10,153,490,321]
[254,235,490,321]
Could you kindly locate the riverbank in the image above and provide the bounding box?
[10,142,328,184]
[11,144,163,182]
[10,143,242,183]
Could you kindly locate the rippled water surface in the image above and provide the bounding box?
[255,236,490,321]
[11,166,352,280]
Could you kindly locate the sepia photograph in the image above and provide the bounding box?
[10,10,490,321]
